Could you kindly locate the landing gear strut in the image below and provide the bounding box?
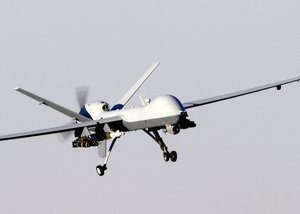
[143,129,177,162]
[96,137,118,176]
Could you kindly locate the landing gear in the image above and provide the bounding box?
[95,137,118,176]
[96,164,107,176]
[170,150,177,162]
[163,151,177,162]
[143,129,178,163]
[163,152,169,162]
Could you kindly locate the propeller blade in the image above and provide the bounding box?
[76,87,89,108]
[57,87,89,143]
[57,131,73,143]
[56,121,76,143]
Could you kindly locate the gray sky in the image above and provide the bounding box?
[0,0,300,213]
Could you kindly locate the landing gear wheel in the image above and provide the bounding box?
[170,151,177,162]
[96,164,107,176]
[163,152,170,162]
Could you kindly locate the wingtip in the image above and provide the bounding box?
[14,87,20,91]
[151,62,160,69]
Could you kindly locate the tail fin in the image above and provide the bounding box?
[112,62,160,110]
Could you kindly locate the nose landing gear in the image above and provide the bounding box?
[95,137,118,176]
[96,164,107,176]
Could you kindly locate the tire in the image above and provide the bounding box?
[163,152,170,162]
[170,151,177,162]
[96,165,106,176]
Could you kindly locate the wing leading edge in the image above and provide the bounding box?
[15,88,91,122]
[183,76,300,109]
[0,116,122,142]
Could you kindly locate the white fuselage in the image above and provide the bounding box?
[93,95,186,131]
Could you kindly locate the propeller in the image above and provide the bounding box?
[76,86,89,109]
[57,126,74,143]
[58,86,90,143]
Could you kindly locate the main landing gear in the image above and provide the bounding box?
[163,150,177,162]
[143,129,177,163]
[95,130,176,176]
[96,137,118,176]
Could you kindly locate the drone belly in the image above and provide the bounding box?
[124,114,181,130]
[121,95,185,130]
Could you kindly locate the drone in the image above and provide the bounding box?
[0,62,299,176]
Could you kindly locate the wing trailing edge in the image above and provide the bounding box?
[0,116,122,142]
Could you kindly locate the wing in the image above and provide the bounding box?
[15,88,91,122]
[183,76,300,109]
[112,62,160,110]
[0,116,122,142]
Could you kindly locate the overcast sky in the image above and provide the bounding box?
[0,0,300,213]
